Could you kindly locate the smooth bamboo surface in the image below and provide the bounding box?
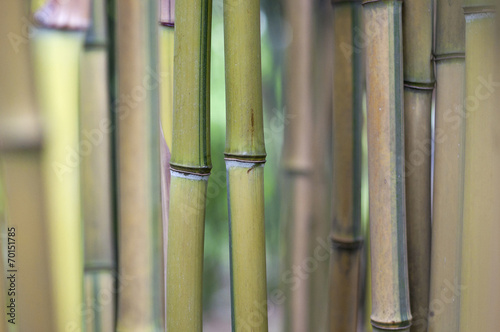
[459,3,500,331]
[115,0,161,329]
[363,0,412,330]
[166,0,212,330]
[428,0,465,329]
[402,0,434,329]
[80,0,115,329]
[281,0,315,329]
[0,0,53,330]
[329,1,364,331]
[224,0,268,330]
[33,29,85,332]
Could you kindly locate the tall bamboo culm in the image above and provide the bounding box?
[0,0,53,330]
[459,1,500,330]
[427,0,465,329]
[363,0,412,330]
[80,0,115,330]
[281,0,314,330]
[31,1,90,330]
[115,0,162,329]
[166,0,212,330]
[224,0,268,330]
[329,0,364,331]
[401,0,434,330]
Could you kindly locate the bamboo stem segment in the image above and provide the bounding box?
[363,0,412,330]
[166,0,212,330]
[223,0,268,330]
[329,0,364,331]
[401,0,434,329]
[428,0,465,329]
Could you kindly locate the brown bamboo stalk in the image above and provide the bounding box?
[427,0,465,329]
[329,0,364,331]
[363,0,412,330]
[459,1,500,330]
[281,0,315,330]
[115,0,161,329]
[402,0,434,330]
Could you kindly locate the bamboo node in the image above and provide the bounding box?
[371,318,412,330]
[330,235,364,250]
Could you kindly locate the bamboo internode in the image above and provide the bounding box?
[329,0,364,331]
[428,0,465,330]
[167,0,212,330]
[363,0,412,330]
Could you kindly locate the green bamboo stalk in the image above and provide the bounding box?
[224,0,268,331]
[427,0,465,329]
[0,3,54,330]
[166,0,212,330]
[401,0,434,330]
[30,1,90,330]
[115,0,162,329]
[329,0,364,331]
[363,0,412,331]
[309,1,333,331]
[281,0,315,329]
[459,1,500,330]
[80,0,115,330]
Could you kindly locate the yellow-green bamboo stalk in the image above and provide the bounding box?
[281,0,315,330]
[158,1,174,319]
[31,1,90,330]
[115,0,162,329]
[402,0,434,330]
[80,0,114,330]
[459,2,500,330]
[224,0,268,330]
[0,1,54,331]
[166,0,212,330]
[309,1,333,330]
[329,0,364,331]
[427,0,465,329]
[363,0,412,330]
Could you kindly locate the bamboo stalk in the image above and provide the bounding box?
[0,0,54,330]
[329,0,364,331]
[224,0,268,330]
[363,0,412,330]
[459,1,500,330]
[281,0,315,329]
[30,1,90,330]
[427,0,465,329]
[158,0,174,322]
[115,0,162,329]
[401,0,434,330]
[309,1,333,331]
[166,0,212,330]
[80,0,115,330]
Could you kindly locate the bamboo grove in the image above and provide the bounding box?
[1,0,500,331]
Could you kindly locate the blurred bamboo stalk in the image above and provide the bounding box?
[166,0,212,329]
[402,0,434,330]
[428,0,465,329]
[158,0,174,322]
[281,0,315,329]
[80,0,115,330]
[115,0,162,329]
[363,0,412,331]
[459,1,500,330]
[309,1,333,331]
[329,0,364,331]
[30,0,91,330]
[0,1,54,330]
[224,0,268,330]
